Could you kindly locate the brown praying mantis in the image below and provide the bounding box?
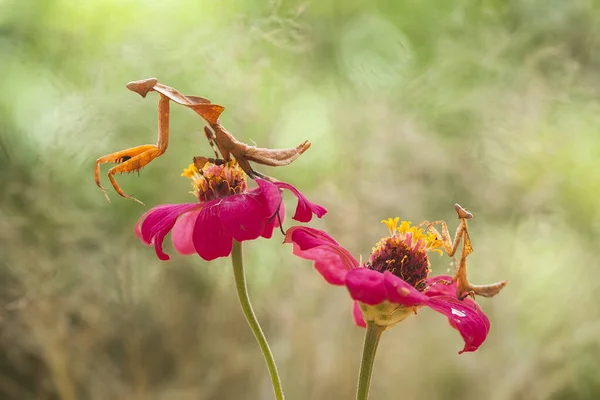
[95,78,311,204]
[419,204,508,301]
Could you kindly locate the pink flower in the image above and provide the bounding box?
[136,160,326,261]
[284,220,491,354]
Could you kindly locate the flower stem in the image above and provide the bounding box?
[231,240,285,400]
[356,322,385,400]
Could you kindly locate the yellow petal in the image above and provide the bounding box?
[398,221,412,234]
[381,217,400,235]
[181,163,199,178]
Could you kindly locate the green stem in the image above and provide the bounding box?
[356,322,385,400]
[231,241,285,400]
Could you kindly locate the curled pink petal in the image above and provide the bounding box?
[426,297,491,354]
[136,203,202,260]
[139,203,200,244]
[139,205,179,244]
[284,226,358,285]
[345,268,387,305]
[135,204,173,243]
[151,207,197,261]
[285,226,342,248]
[353,301,366,328]
[172,210,200,255]
[153,226,174,261]
[136,204,176,244]
[192,204,233,261]
[382,271,430,307]
[273,181,327,222]
[219,193,268,241]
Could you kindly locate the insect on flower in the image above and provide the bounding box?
[285,204,508,353]
[419,204,509,301]
[95,78,311,204]
[127,81,326,261]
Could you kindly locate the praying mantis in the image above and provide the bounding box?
[95,78,311,205]
[420,204,508,301]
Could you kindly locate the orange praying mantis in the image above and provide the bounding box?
[419,204,508,301]
[95,78,311,204]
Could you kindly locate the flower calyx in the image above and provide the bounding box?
[358,300,415,330]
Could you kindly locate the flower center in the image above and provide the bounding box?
[181,159,247,202]
[365,218,442,291]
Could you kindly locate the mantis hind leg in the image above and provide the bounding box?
[95,144,161,204]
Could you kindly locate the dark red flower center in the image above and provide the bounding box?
[365,222,434,291]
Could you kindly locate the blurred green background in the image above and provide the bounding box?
[2,0,600,399]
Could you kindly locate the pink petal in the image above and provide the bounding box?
[135,204,173,243]
[255,178,282,217]
[353,301,366,328]
[424,276,481,309]
[424,275,456,297]
[426,296,491,354]
[382,271,430,307]
[262,199,286,239]
[192,203,233,261]
[285,226,342,248]
[284,226,358,285]
[273,181,327,223]
[138,203,200,244]
[219,192,268,242]
[153,226,174,261]
[136,203,202,260]
[345,268,387,305]
[172,210,200,255]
